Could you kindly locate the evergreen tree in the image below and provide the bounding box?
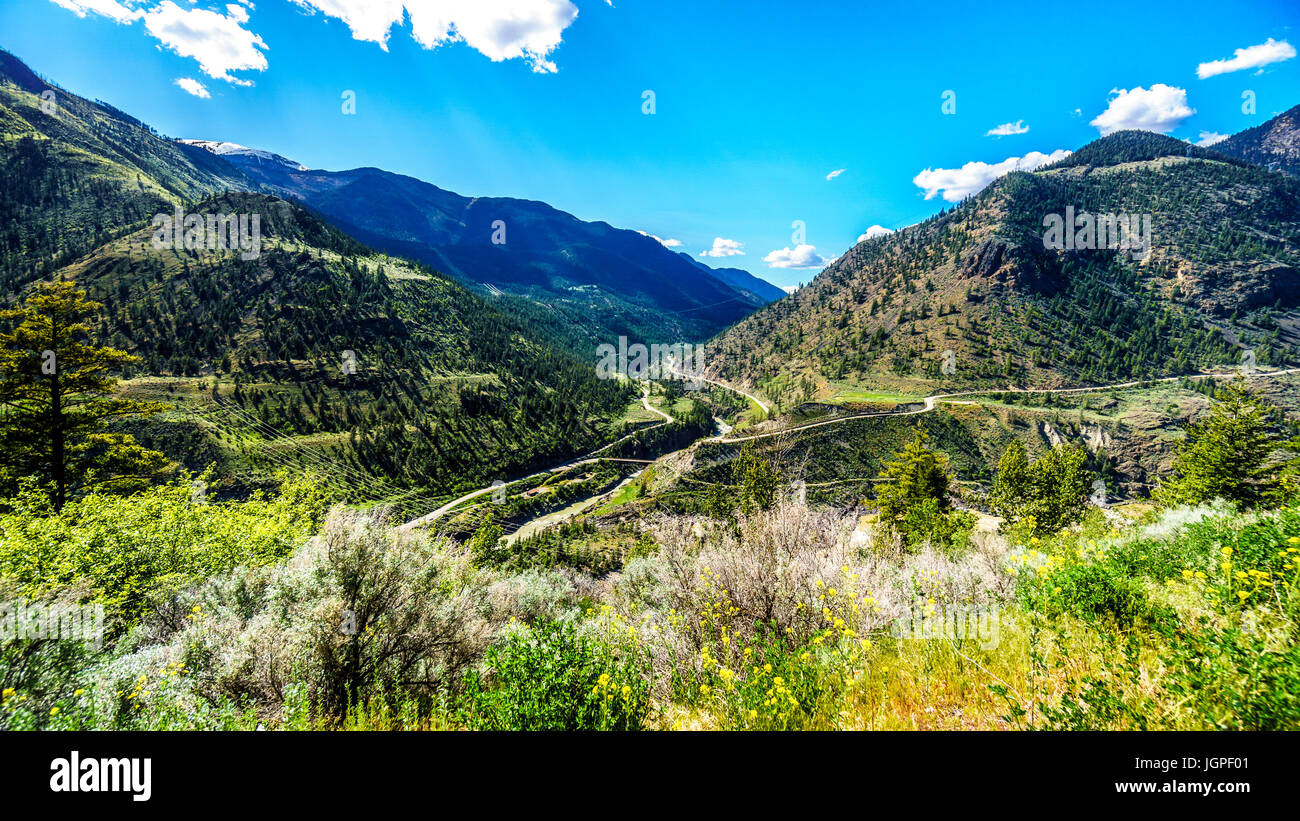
[991,440,1094,534]
[0,281,171,509]
[734,443,781,513]
[874,425,952,521]
[1157,381,1290,508]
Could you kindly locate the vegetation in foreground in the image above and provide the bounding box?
[3,379,1298,730]
[2,271,1298,730]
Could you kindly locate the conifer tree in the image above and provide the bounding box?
[0,281,171,509]
[1157,380,1291,508]
[874,424,951,521]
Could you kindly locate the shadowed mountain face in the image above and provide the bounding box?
[2,45,781,354]
[709,130,1300,409]
[1212,104,1300,178]
[189,152,781,347]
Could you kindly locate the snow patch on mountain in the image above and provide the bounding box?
[175,139,308,171]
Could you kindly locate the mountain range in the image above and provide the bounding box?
[710,128,1300,409]
[5,42,1300,494]
[0,49,661,497]
[174,131,783,347]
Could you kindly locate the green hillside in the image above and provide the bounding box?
[710,131,1300,410]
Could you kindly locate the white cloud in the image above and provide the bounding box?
[780,284,800,295]
[141,2,268,85]
[913,149,1071,202]
[1197,38,1296,79]
[174,77,211,98]
[764,244,828,269]
[1195,130,1228,147]
[1089,84,1195,136]
[857,225,893,243]
[986,120,1029,137]
[825,168,846,180]
[293,0,579,73]
[49,0,142,23]
[699,237,744,258]
[50,1,268,85]
[637,230,682,248]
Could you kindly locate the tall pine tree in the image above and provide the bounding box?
[0,281,172,509]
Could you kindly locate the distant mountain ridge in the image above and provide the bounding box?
[678,252,788,302]
[175,139,308,172]
[1,45,780,350]
[175,138,785,345]
[1212,103,1300,178]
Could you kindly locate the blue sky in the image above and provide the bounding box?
[2,0,1298,288]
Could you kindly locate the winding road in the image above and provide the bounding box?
[396,382,669,533]
[396,366,1300,531]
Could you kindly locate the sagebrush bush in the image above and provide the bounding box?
[93,506,487,728]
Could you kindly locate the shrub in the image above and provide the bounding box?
[0,585,102,730]
[0,471,328,633]
[896,499,976,554]
[1031,560,1150,626]
[463,619,650,730]
[93,506,485,728]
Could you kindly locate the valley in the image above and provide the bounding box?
[3,30,1300,741]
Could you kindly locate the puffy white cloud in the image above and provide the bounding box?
[700,237,744,258]
[1089,84,1195,136]
[857,225,893,243]
[780,284,800,295]
[764,244,827,269]
[825,168,845,180]
[637,230,682,248]
[49,0,142,23]
[1197,38,1296,79]
[1195,130,1228,147]
[142,2,268,85]
[913,149,1071,202]
[293,0,579,73]
[52,0,580,83]
[986,120,1029,137]
[49,1,265,85]
[174,77,211,98]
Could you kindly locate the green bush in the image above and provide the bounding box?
[0,471,328,633]
[897,499,976,554]
[464,620,650,730]
[1033,561,1150,626]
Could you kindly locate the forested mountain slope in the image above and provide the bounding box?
[0,49,256,292]
[56,191,635,495]
[710,131,1300,409]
